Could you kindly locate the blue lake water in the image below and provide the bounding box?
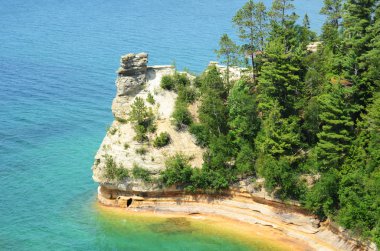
[0,0,323,250]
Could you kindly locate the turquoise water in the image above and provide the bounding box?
[0,1,323,250]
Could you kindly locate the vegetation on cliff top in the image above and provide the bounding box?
[158,0,380,245]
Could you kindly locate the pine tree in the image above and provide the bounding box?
[215,34,240,85]
[315,84,354,171]
[269,0,295,27]
[269,0,298,51]
[320,0,343,49]
[362,4,380,95]
[233,0,268,81]
[227,80,260,146]
[198,66,228,137]
[257,39,301,116]
[255,102,301,158]
[338,92,380,244]
[342,0,377,108]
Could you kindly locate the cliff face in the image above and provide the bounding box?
[92,53,204,192]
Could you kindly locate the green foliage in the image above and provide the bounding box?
[233,0,268,79]
[153,132,171,148]
[160,73,191,92]
[189,123,209,147]
[301,97,320,145]
[215,34,240,84]
[132,163,152,182]
[227,80,260,145]
[315,84,354,171]
[104,155,129,181]
[177,85,197,104]
[114,2,380,244]
[171,100,193,130]
[115,117,128,123]
[303,170,340,218]
[336,93,380,243]
[135,147,148,155]
[160,153,193,187]
[257,39,302,116]
[146,92,155,104]
[107,126,117,135]
[255,104,301,157]
[128,97,156,142]
[320,0,342,48]
[123,143,130,150]
[160,75,176,90]
[235,143,255,175]
[257,154,304,199]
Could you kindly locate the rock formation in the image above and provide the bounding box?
[92,53,204,192]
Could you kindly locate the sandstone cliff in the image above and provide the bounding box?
[92,53,204,192]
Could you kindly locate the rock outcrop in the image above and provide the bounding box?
[92,53,204,192]
[112,53,148,120]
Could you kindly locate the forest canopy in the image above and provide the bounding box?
[161,0,379,246]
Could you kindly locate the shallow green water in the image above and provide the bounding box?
[94,207,285,251]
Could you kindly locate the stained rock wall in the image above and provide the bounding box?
[92,53,204,192]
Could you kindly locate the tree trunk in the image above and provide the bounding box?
[251,53,255,84]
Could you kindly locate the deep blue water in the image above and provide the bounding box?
[0,0,323,250]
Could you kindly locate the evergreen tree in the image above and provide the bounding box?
[198,66,228,137]
[215,34,240,85]
[269,0,295,27]
[255,102,301,158]
[320,0,343,49]
[337,93,380,244]
[315,84,354,171]
[269,0,298,51]
[362,4,380,95]
[257,39,302,116]
[233,0,268,81]
[227,80,260,146]
[342,0,377,108]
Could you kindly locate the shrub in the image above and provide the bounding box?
[153,132,171,148]
[177,86,197,104]
[135,147,148,155]
[129,97,155,125]
[133,124,148,142]
[146,93,155,104]
[132,163,151,182]
[129,97,155,142]
[104,155,129,181]
[161,75,175,90]
[174,73,190,87]
[189,123,209,147]
[160,73,191,91]
[161,153,193,187]
[115,117,128,123]
[124,143,130,150]
[107,126,117,135]
[172,101,192,130]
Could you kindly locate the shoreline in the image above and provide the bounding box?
[96,187,366,251]
[96,202,312,251]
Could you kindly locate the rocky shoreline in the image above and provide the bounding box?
[97,184,376,251]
